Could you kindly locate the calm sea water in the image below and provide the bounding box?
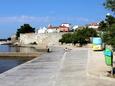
[0,45,36,73]
[0,58,30,73]
[0,45,37,52]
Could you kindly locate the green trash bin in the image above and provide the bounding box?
[104,48,113,66]
[105,56,112,66]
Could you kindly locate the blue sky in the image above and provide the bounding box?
[0,0,111,38]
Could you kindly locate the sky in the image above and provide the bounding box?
[0,0,112,38]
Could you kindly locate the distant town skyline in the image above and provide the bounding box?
[0,0,112,38]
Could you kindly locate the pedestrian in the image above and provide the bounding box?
[64,47,68,51]
[47,48,50,52]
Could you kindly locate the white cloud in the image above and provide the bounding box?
[0,15,90,24]
[58,16,89,22]
[76,17,89,22]
[0,15,53,23]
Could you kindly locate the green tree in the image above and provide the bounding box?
[99,15,115,49]
[102,0,115,50]
[59,33,73,44]
[74,28,97,46]
[7,37,11,41]
[74,29,87,46]
[98,21,108,31]
[16,24,35,39]
[103,24,115,49]
[104,0,115,12]
[59,28,97,46]
[84,27,97,39]
[105,15,115,26]
[72,32,78,45]
[98,15,115,31]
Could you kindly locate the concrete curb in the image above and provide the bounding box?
[0,52,44,78]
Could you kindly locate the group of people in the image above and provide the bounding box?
[46,45,71,53]
[64,47,72,52]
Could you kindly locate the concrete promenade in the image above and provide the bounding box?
[0,46,115,86]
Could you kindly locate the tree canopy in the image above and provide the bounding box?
[59,28,97,46]
[98,21,108,31]
[98,15,115,31]
[104,0,115,12]
[98,15,115,49]
[103,24,115,48]
[105,15,115,26]
[16,24,35,39]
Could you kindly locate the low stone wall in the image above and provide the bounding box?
[0,52,42,57]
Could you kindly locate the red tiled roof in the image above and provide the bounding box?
[88,23,99,26]
[48,26,59,29]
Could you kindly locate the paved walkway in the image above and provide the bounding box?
[0,46,115,86]
[87,49,111,77]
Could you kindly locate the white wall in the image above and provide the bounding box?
[88,26,99,29]
[37,27,47,34]
[61,23,70,27]
[47,29,57,33]
[37,29,46,33]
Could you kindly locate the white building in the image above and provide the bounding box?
[47,24,60,33]
[47,29,57,33]
[37,27,47,34]
[88,23,99,29]
[72,25,79,31]
[61,23,71,27]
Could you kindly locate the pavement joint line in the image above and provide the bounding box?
[86,48,90,77]
[52,51,67,86]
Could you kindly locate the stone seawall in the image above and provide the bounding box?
[20,33,65,47]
